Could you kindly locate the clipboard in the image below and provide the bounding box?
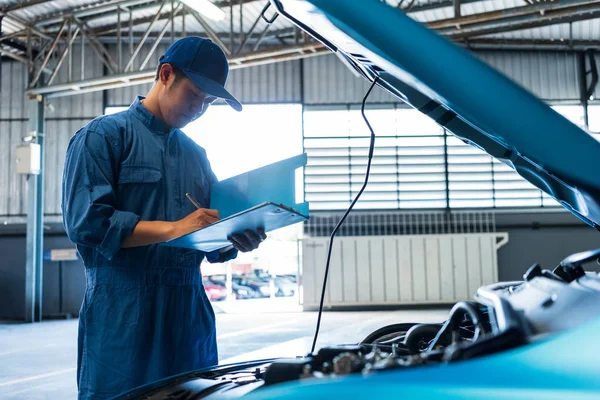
[161,153,310,252]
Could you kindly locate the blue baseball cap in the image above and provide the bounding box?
[159,37,242,112]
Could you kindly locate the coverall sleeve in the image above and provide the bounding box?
[62,122,140,261]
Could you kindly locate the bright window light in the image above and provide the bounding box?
[588,105,600,139]
[179,0,225,21]
[105,106,128,115]
[105,103,304,203]
[551,105,585,128]
[183,104,303,181]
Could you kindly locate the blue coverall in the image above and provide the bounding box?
[62,96,237,399]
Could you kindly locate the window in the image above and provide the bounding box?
[105,106,128,114]
[105,104,304,201]
[105,102,586,212]
[587,105,600,141]
[304,105,586,211]
[183,104,303,181]
[304,106,447,210]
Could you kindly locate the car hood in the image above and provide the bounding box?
[270,0,600,231]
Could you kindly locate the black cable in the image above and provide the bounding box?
[427,301,487,352]
[310,76,380,354]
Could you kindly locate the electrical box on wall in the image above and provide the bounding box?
[16,143,41,175]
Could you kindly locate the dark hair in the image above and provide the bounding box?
[155,62,184,84]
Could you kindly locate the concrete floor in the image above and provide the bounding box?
[0,307,449,399]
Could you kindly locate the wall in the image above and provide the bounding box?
[302,51,582,104]
[0,45,104,221]
[0,48,587,221]
[0,232,85,320]
[0,61,29,219]
[104,44,303,106]
[495,212,600,281]
[1,211,599,319]
[0,47,595,319]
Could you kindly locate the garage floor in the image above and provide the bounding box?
[0,307,449,399]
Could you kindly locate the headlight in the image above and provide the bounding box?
[238,290,248,295]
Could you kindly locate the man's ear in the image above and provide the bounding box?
[158,64,175,85]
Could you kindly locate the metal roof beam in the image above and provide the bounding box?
[463,38,600,51]
[92,27,295,43]
[430,0,598,30]
[25,41,325,97]
[31,0,258,28]
[1,0,54,13]
[402,0,481,13]
[33,0,156,27]
[439,2,600,38]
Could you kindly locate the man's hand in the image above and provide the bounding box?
[228,228,267,253]
[121,208,219,249]
[175,208,220,237]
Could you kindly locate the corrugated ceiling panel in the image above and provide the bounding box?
[1,0,595,41]
[0,120,8,215]
[0,61,28,120]
[0,62,28,217]
[410,6,452,24]
[303,51,579,104]
[574,18,600,40]
[105,48,301,106]
[46,44,104,118]
[477,51,580,101]
[44,119,90,215]
[2,120,28,216]
[461,0,522,16]
[593,53,600,101]
[481,24,572,40]
[303,54,398,104]
[5,0,96,27]
[105,43,169,105]
[85,0,293,34]
[227,59,301,103]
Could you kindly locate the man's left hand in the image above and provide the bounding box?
[228,228,267,253]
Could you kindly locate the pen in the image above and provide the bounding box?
[185,193,202,209]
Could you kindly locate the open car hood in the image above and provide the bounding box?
[271,0,600,231]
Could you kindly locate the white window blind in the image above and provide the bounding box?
[304,106,446,210]
[303,105,586,211]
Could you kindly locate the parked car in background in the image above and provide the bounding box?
[244,272,298,297]
[273,276,296,297]
[207,275,262,300]
[202,279,227,302]
[281,274,297,284]
[235,275,271,298]
[203,272,299,300]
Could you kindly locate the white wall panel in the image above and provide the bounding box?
[301,233,508,308]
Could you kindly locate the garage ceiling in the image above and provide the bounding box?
[0,0,598,96]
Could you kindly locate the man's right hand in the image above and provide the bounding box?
[174,208,220,237]
[121,209,220,249]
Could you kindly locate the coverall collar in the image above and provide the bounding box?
[130,95,176,134]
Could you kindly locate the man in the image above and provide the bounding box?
[62,37,266,400]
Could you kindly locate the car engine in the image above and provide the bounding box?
[118,248,600,399]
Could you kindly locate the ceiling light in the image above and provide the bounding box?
[179,0,225,21]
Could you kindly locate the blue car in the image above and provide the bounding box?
[113,1,600,399]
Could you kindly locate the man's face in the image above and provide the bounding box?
[157,64,217,128]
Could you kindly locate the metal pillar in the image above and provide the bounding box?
[578,50,599,129]
[24,94,45,323]
[579,51,590,128]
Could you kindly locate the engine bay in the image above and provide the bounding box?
[118,248,600,399]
